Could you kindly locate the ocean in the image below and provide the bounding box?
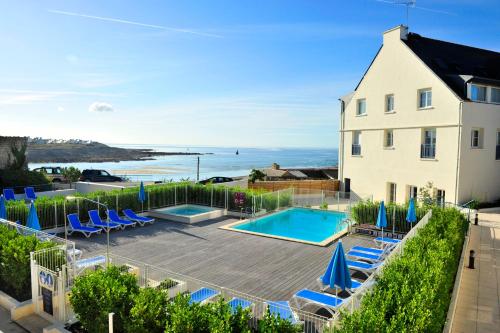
[28,144,338,182]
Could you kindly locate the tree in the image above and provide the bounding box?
[249,169,266,183]
[418,181,435,207]
[62,167,81,187]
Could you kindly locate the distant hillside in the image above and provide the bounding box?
[27,139,202,163]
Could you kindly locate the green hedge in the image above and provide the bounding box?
[4,183,291,230]
[351,200,429,233]
[0,169,51,192]
[0,225,59,301]
[70,266,298,333]
[335,208,468,333]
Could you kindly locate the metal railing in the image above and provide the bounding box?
[420,144,436,159]
[351,144,361,156]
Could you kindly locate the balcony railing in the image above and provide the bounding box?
[496,145,500,160]
[421,144,436,159]
[352,144,361,156]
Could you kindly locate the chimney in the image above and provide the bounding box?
[383,25,408,45]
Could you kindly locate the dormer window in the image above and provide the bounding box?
[468,84,500,104]
[470,84,487,102]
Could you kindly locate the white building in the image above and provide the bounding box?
[339,26,500,205]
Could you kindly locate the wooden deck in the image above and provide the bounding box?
[73,216,374,300]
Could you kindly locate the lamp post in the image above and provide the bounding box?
[66,196,111,265]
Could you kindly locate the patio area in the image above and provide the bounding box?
[73,215,375,300]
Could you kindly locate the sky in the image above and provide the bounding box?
[0,0,498,148]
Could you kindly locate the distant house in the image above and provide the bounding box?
[261,163,337,180]
[339,25,500,204]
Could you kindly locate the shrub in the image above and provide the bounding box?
[0,169,50,190]
[335,208,468,333]
[126,287,169,333]
[70,266,139,333]
[258,307,303,333]
[62,167,81,184]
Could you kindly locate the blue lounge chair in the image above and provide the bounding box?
[3,189,15,201]
[67,214,101,238]
[75,255,106,270]
[267,301,299,325]
[350,246,385,256]
[292,289,344,316]
[24,187,37,201]
[347,250,384,263]
[317,276,363,294]
[189,287,220,305]
[228,297,253,314]
[107,210,137,228]
[374,237,401,248]
[88,210,122,231]
[122,209,155,226]
[347,259,382,277]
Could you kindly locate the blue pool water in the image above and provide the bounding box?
[158,205,215,216]
[233,208,347,243]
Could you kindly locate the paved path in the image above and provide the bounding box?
[450,216,500,333]
[0,306,26,333]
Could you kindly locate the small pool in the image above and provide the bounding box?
[222,208,348,246]
[149,204,225,224]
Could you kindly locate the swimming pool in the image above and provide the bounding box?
[222,208,348,246]
[149,204,225,224]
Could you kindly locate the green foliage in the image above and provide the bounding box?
[70,266,139,333]
[418,181,435,207]
[126,287,169,333]
[249,169,266,183]
[258,307,303,333]
[8,142,27,170]
[62,166,81,183]
[335,208,468,333]
[320,202,328,210]
[350,200,428,233]
[0,169,50,190]
[0,226,58,301]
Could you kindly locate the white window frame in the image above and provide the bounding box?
[388,183,397,203]
[384,129,394,148]
[385,94,395,113]
[469,84,487,102]
[418,89,432,109]
[470,128,484,149]
[407,185,418,201]
[356,99,367,116]
[436,189,446,205]
[490,87,500,104]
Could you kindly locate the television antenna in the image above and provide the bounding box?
[376,0,455,27]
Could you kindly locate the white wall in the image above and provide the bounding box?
[14,189,76,200]
[74,182,126,194]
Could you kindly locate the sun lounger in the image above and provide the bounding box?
[88,210,122,231]
[350,246,385,256]
[3,189,16,201]
[317,276,363,294]
[24,187,37,201]
[266,301,300,325]
[67,214,102,238]
[75,255,106,270]
[122,209,155,226]
[107,210,137,228]
[347,250,384,263]
[374,237,401,248]
[228,297,253,314]
[347,259,382,277]
[189,287,220,305]
[292,289,344,316]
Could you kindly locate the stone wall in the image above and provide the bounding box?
[0,136,28,169]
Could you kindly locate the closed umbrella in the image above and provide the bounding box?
[406,198,417,230]
[0,195,7,220]
[376,201,388,240]
[138,181,146,212]
[26,201,41,231]
[321,240,352,295]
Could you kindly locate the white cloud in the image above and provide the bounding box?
[89,101,114,113]
[57,106,64,112]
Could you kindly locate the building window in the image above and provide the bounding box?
[491,87,500,104]
[436,189,445,206]
[356,99,366,116]
[352,131,361,156]
[388,183,397,203]
[384,129,394,148]
[421,128,436,159]
[470,128,483,148]
[418,89,432,108]
[496,130,500,160]
[470,84,487,102]
[385,94,394,112]
[407,185,418,201]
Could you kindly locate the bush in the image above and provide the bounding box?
[335,208,468,333]
[70,266,139,333]
[126,287,169,333]
[0,169,50,191]
[258,307,303,333]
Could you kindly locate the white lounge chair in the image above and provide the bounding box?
[347,250,384,263]
[189,287,220,305]
[292,289,345,316]
[347,259,382,277]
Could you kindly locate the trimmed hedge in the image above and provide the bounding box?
[5,183,291,230]
[70,266,301,333]
[335,208,468,333]
[351,200,429,233]
[0,169,51,192]
[0,225,59,301]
